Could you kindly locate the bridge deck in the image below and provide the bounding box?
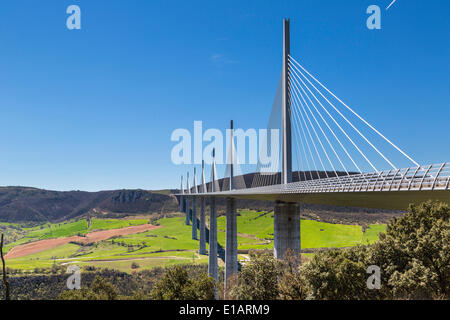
[183,163,450,210]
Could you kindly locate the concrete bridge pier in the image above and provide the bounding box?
[208,197,218,281]
[225,197,238,288]
[192,197,198,240]
[199,197,207,254]
[179,175,185,213]
[274,202,300,261]
[179,196,184,213]
[185,197,190,225]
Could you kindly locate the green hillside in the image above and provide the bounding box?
[217,210,385,249]
[3,218,149,252]
[4,211,386,272]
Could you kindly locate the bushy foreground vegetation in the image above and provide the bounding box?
[226,201,449,300]
[0,264,213,300]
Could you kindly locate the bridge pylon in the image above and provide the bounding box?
[282,18,292,185]
[273,19,301,262]
[199,160,207,255]
[179,175,185,213]
[208,149,218,282]
[274,202,301,261]
[225,120,238,293]
[192,168,198,240]
[185,171,191,226]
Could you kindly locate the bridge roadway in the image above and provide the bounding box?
[189,163,450,210]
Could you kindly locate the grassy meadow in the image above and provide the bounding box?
[3,210,386,273]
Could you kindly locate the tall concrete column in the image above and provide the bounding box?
[225,197,238,288]
[180,197,184,212]
[199,197,207,254]
[281,18,292,185]
[186,172,191,225]
[208,197,218,281]
[274,202,300,261]
[180,175,185,212]
[185,198,190,225]
[192,197,198,240]
[178,196,181,212]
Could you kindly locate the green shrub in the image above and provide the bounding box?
[151,265,215,300]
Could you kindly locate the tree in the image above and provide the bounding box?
[58,276,119,300]
[301,201,449,300]
[0,234,10,300]
[369,201,449,299]
[277,250,309,300]
[191,273,216,300]
[301,245,377,300]
[229,252,280,300]
[151,265,215,300]
[90,276,119,300]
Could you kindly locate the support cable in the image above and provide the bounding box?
[290,87,322,179]
[289,88,309,181]
[289,68,357,175]
[291,87,330,178]
[291,77,339,179]
[289,62,378,173]
[289,57,397,171]
[289,55,419,168]
[291,102,313,181]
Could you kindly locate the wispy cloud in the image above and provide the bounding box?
[386,0,397,10]
[209,53,238,65]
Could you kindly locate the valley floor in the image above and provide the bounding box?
[2,210,386,273]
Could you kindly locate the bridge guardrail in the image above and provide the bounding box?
[184,162,449,196]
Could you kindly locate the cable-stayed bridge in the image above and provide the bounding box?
[208,163,450,208]
[176,19,450,290]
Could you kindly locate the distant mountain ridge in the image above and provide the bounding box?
[0,187,178,223]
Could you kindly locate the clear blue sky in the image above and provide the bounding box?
[0,0,448,191]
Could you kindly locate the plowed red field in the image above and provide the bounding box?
[5,224,161,259]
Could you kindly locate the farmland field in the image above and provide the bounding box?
[3,211,386,273]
